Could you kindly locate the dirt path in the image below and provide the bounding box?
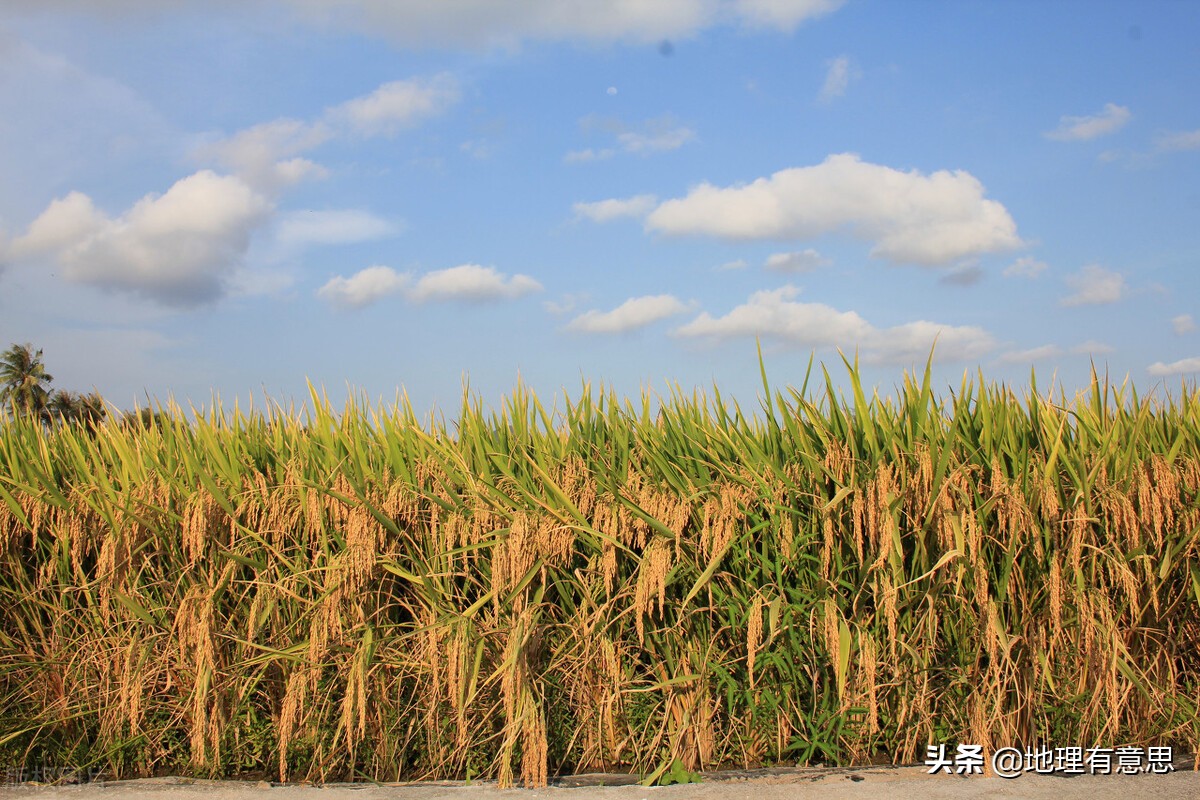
[2,764,1197,800]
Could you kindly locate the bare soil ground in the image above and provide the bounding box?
[2,761,1197,800]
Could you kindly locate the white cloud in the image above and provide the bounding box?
[543,292,588,316]
[715,258,749,271]
[1172,314,1196,335]
[408,264,542,303]
[1071,340,1114,355]
[568,115,695,162]
[1148,357,1200,377]
[764,249,828,272]
[567,294,690,333]
[1045,103,1131,142]
[672,284,994,363]
[1003,255,1048,278]
[9,191,107,256]
[573,194,658,223]
[818,55,853,102]
[194,118,331,193]
[645,154,1022,266]
[11,170,271,307]
[195,75,459,191]
[1155,129,1200,153]
[1060,265,1126,307]
[616,125,695,154]
[675,286,871,343]
[865,320,995,365]
[317,265,409,309]
[997,345,1063,364]
[328,74,460,136]
[276,209,400,246]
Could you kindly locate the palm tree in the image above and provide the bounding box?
[0,343,54,420]
[77,392,108,429]
[50,390,108,430]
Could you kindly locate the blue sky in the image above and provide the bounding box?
[1,0,1198,415]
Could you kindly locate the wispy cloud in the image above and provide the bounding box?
[564,148,615,164]
[573,194,658,223]
[1071,340,1115,355]
[1172,314,1196,335]
[643,154,1022,266]
[327,74,460,137]
[939,265,984,286]
[1060,265,1126,307]
[1003,256,1048,279]
[567,115,695,163]
[997,345,1063,364]
[1045,103,1131,142]
[764,249,828,272]
[568,295,690,333]
[818,55,856,102]
[276,209,400,247]
[1154,129,1200,153]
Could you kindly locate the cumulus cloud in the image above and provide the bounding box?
[1060,265,1126,307]
[573,194,658,223]
[997,345,1063,364]
[1044,103,1131,142]
[567,294,690,333]
[1148,357,1200,377]
[408,264,542,303]
[818,55,854,102]
[1003,255,1048,279]
[1173,314,1196,335]
[196,75,459,191]
[672,285,994,364]
[716,258,749,271]
[643,154,1022,266]
[764,249,828,272]
[11,170,271,307]
[317,265,409,309]
[276,209,400,246]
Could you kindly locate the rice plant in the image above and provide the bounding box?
[1,354,1197,787]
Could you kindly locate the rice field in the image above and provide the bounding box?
[1,355,1198,787]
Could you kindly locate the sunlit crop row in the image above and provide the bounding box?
[2,355,1198,786]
